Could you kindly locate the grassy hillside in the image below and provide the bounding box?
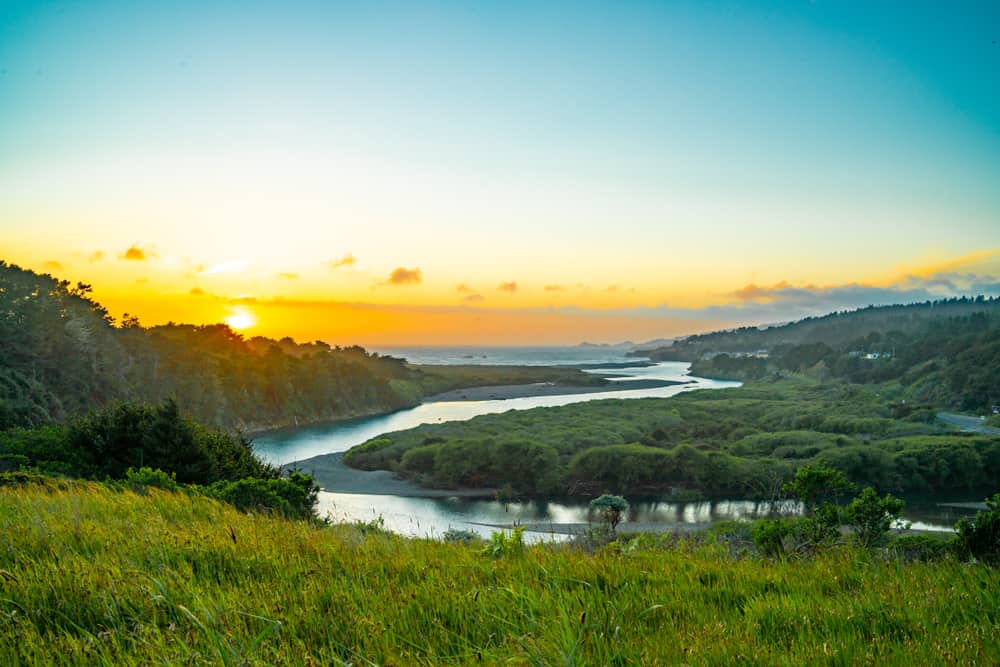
[1,479,996,665]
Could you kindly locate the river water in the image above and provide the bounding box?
[251,349,975,539]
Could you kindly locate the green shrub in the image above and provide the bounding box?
[752,518,792,557]
[208,472,318,519]
[124,466,180,493]
[844,487,905,548]
[482,526,526,559]
[955,494,1000,565]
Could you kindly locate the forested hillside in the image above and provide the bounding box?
[642,298,1000,362]
[0,262,425,431]
[687,309,1000,413]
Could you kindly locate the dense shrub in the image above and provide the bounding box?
[208,472,319,519]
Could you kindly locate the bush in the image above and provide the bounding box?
[844,487,905,548]
[482,526,526,559]
[123,467,180,493]
[752,518,792,557]
[208,472,319,519]
[955,494,1000,565]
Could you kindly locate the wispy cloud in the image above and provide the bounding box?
[456,283,474,293]
[277,272,299,280]
[328,253,356,270]
[544,284,565,292]
[498,281,518,292]
[43,260,63,271]
[87,250,104,263]
[463,293,485,302]
[386,267,422,285]
[190,287,206,296]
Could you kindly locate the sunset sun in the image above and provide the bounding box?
[225,309,256,330]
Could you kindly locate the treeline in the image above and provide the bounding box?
[345,378,1000,497]
[0,261,431,432]
[641,296,1000,362]
[690,310,1000,412]
[0,261,603,432]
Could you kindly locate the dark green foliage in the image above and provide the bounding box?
[752,518,792,557]
[123,466,181,492]
[955,494,1000,564]
[782,463,854,513]
[207,471,319,519]
[346,376,1000,497]
[66,400,273,484]
[844,487,905,547]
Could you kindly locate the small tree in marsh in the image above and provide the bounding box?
[590,494,629,535]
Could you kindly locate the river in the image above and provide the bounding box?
[251,350,975,539]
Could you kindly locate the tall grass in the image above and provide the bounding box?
[0,480,996,665]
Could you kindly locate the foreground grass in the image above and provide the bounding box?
[1,482,997,665]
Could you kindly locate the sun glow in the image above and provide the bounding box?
[225,309,256,330]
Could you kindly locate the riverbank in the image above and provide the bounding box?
[424,378,689,402]
[283,452,496,497]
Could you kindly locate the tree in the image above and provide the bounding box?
[844,487,905,548]
[590,494,629,535]
[783,463,854,514]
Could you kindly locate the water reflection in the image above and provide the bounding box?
[316,492,969,541]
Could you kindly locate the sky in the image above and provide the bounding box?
[1,1,999,345]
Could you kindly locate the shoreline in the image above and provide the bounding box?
[283,452,497,498]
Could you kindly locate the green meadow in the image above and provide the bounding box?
[1,479,996,666]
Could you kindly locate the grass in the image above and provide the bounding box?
[1,480,997,665]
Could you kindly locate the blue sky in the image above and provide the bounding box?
[1,1,998,343]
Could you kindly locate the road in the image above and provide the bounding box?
[937,412,1000,435]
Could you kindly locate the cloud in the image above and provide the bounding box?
[463,293,485,302]
[190,287,206,296]
[328,254,356,270]
[135,277,149,285]
[456,283,474,293]
[497,281,518,292]
[87,251,105,263]
[120,244,153,261]
[544,285,565,292]
[606,285,620,292]
[386,267,422,285]
[43,260,63,271]
[277,272,299,280]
